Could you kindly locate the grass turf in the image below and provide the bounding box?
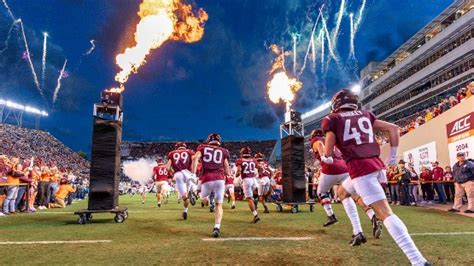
[0,195,473,265]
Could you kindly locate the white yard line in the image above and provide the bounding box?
[0,240,112,245]
[202,237,314,242]
[410,232,474,236]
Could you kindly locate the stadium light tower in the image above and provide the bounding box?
[0,98,48,128]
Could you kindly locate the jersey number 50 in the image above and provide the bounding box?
[343,117,374,145]
[203,147,223,164]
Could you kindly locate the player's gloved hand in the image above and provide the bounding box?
[386,146,398,167]
[321,155,334,164]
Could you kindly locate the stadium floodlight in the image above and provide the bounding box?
[350,84,362,94]
[0,98,48,116]
[301,101,331,119]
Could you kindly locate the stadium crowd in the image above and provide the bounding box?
[0,124,90,216]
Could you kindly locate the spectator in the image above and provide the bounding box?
[3,158,21,215]
[393,160,412,205]
[52,178,76,208]
[420,167,434,204]
[448,152,474,213]
[28,166,41,212]
[388,166,400,205]
[424,109,433,122]
[443,166,455,202]
[466,81,474,98]
[431,162,447,204]
[37,166,51,210]
[408,166,420,205]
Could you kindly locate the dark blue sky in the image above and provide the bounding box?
[0,0,451,153]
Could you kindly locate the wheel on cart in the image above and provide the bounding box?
[85,213,93,221]
[309,204,314,213]
[291,205,298,213]
[275,204,283,212]
[114,214,125,223]
[77,214,87,225]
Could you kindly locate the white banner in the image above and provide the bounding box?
[403,141,437,172]
[448,135,474,166]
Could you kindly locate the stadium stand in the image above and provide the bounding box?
[0,124,90,179]
[122,139,278,163]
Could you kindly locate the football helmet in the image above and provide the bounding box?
[310,129,324,139]
[175,142,187,149]
[331,89,359,113]
[207,133,222,146]
[254,152,264,160]
[240,147,252,157]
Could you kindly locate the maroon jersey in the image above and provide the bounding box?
[321,110,384,178]
[310,136,348,175]
[257,160,272,178]
[153,165,168,182]
[236,158,258,179]
[225,175,234,185]
[197,144,230,183]
[167,149,195,172]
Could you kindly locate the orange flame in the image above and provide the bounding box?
[115,0,208,85]
[107,84,125,93]
[267,44,302,106]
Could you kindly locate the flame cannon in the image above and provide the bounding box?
[74,89,128,225]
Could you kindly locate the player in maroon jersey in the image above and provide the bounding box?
[166,142,195,220]
[191,133,231,238]
[322,89,428,265]
[225,172,236,209]
[311,129,383,244]
[153,158,170,208]
[236,147,260,223]
[255,152,273,214]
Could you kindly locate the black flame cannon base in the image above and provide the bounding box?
[74,91,128,224]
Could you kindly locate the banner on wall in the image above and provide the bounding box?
[446,112,474,166]
[403,141,437,172]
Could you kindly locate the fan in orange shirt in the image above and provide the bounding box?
[53,178,76,208]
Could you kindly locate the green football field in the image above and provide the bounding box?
[0,194,473,265]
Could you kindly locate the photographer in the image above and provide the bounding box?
[449,152,474,213]
[52,178,76,208]
[393,160,412,206]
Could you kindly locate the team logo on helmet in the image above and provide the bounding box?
[207,133,222,146]
[310,129,324,139]
[254,152,264,160]
[240,147,252,157]
[331,89,359,113]
[175,142,186,149]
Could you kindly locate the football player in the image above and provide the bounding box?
[311,129,383,245]
[167,142,195,220]
[225,172,236,209]
[236,147,260,223]
[255,152,273,213]
[322,89,429,265]
[153,158,170,208]
[191,133,231,238]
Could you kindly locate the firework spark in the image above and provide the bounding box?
[41,32,48,90]
[53,59,68,104]
[84,39,95,55]
[0,19,20,54]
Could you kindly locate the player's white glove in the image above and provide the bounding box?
[321,155,334,164]
[386,146,398,167]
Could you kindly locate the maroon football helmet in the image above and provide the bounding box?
[207,133,222,146]
[175,142,186,149]
[156,157,164,164]
[310,129,324,139]
[331,89,359,113]
[240,147,252,157]
[254,152,264,161]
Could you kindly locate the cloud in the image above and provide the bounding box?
[244,109,277,130]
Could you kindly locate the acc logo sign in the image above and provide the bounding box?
[447,113,473,138]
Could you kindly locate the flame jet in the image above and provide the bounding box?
[112,0,208,92]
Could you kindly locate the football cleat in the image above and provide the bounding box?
[349,232,367,246]
[323,214,338,227]
[157,203,161,208]
[201,202,205,208]
[231,205,236,209]
[182,212,187,220]
[372,216,383,239]
[213,227,220,238]
[263,206,269,213]
[253,214,260,224]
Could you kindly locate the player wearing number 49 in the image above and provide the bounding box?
[166,142,195,220]
[236,147,261,223]
[321,89,430,266]
[191,133,231,238]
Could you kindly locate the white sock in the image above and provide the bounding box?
[252,210,258,216]
[384,215,427,265]
[366,208,375,220]
[342,198,363,235]
[214,223,220,229]
[184,207,188,213]
[322,203,334,216]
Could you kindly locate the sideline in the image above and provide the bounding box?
[202,237,314,242]
[0,240,112,245]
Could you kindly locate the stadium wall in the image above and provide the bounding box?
[381,96,474,169]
